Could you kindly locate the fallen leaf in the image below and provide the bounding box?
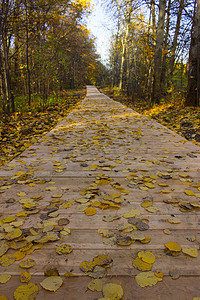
[5,228,22,240]
[93,255,113,267]
[116,236,132,246]
[135,271,162,287]
[167,217,181,224]
[138,251,155,264]
[163,229,171,235]
[13,250,26,261]
[14,283,38,300]
[123,208,140,218]
[133,257,152,271]
[84,207,97,216]
[182,248,198,258]
[145,206,160,213]
[184,190,195,196]
[80,261,96,273]
[20,271,31,283]
[0,274,11,283]
[88,278,104,292]
[98,229,113,237]
[141,200,152,208]
[129,232,146,241]
[40,276,63,292]
[0,243,9,257]
[103,283,123,300]
[165,242,181,252]
[56,244,72,255]
[19,258,36,269]
[136,221,149,231]
[44,268,60,277]
[45,187,57,191]
[62,201,73,208]
[0,254,15,266]
[2,216,16,223]
[58,218,70,226]
[17,192,27,197]
[145,183,155,189]
[88,266,106,278]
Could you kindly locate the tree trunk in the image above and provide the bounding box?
[186,0,200,106]
[2,37,10,113]
[119,23,129,91]
[151,0,156,38]
[151,0,166,104]
[168,0,184,77]
[161,0,171,90]
[25,0,31,108]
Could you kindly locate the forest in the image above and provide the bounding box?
[105,0,199,107]
[0,0,200,165]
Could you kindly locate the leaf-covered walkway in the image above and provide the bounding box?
[0,86,200,299]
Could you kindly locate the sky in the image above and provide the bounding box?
[86,0,115,63]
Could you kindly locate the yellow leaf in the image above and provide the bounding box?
[5,228,22,240]
[165,242,181,252]
[62,201,73,208]
[88,279,103,292]
[167,217,181,224]
[0,243,9,257]
[10,221,23,227]
[155,271,164,279]
[56,244,72,255]
[182,248,198,258]
[14,283,38,300]
[19,258,35,269]
[163,229,171,235]
[138,251,155,264]
[0,254,15,266]
[16,211,28,218]
[123,208,140,218]
[184,190,195,196]
[45,187,57,191]
[17,192,27,197]
[141,200,152,208]
[40,276,63,292]
[103,283,123,300]
[133,257,152,271]
[145,206,159,213]
[80,261,95,273]
[130,232,146,241]
[139,186,149,191]
[161,190,170,194]
[0,274,11,283]
[13,251,26,261]
[20,271,31,283]
[93,255,113,267]
[60,227,71,235]
[84,207,97,216]
[98,229,112,237]
[145,183,155,189]
[135,271,162,287]
[2,216,16,223]
[88,265,106,278]
[14,171,25,176]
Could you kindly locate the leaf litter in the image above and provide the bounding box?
[1,90,200,299]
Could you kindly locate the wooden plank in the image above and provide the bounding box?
[0,86,200,299]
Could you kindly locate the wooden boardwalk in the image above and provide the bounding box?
[0,86,200,299]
